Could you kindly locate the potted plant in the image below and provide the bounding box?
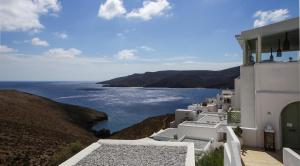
[234,126,243,145]
[173,134,178,140]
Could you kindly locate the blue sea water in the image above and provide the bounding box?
[0,82,220,132]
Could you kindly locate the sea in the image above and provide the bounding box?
[0,81,220,132]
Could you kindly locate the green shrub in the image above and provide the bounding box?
[50,141,85,165]
[233,126,243,138]
[196,147,224,166]
[94,128,111,138]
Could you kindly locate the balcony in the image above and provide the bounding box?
[236,17,299,66]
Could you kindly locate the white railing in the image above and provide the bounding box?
[224,126,242,166]
[283,148,300,166]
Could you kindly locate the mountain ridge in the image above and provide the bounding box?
[99,66,240,89]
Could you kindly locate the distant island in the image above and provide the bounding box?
[0,90,107,165]
[98,66,240,89]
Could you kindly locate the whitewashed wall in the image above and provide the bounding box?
[240,127,257,147]
[174,109,196,127]
[224,126,242,166]
[239,62,300,149]
[254,62,300,149]
[240,66,255,128]
[177,124,219,140]
[233,77,241,108]
[254,62,300,92]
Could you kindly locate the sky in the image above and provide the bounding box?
[0,0,299,81]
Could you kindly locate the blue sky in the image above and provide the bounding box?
[0,0,299,81]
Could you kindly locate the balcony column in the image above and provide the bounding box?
[243,40,248,65]
[256,34,262,62]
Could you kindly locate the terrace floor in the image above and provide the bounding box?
[241,147,283,166]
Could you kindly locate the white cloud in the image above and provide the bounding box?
[224,52,240,57]
[140,46,155,51]
[116,49,137,60]
[116,28,136,38]
[31,37,49,46]
[0,45,17,53]
[126,0,171,20]
[116,32,125,39]
[0,53,113,81]
[98,0,126,20]
[0,52,241,81]
[54,32,68,39]
[0,0,61,32]
[45,48,82,58]
[253,9,289,28]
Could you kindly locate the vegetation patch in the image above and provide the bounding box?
[50,141,85,165]
[196,147,224,166]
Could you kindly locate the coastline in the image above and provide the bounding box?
[109,114,174,140]
[0,90,108,165]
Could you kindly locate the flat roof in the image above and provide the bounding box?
[181,138,211,150]
[237,17,299,40]
[179,114,227,127]
[236,17,299,50]
[196,114,205,120]
[198,114,227,124]
[181,121,217,127]
[60,139,195,166]
[151,128,177,141]
[176,109,193,112]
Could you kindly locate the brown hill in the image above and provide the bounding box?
[0,90,107,165]
[109,114,174,140]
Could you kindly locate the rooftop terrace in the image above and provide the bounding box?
[180,113,227,128]
[181,138,211,151]
[60,139,195,166]
[151,128,177,141]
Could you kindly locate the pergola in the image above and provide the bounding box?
[236,17,299,65]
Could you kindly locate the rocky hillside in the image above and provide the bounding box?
[99,66,240,89]
[110,114,174,140]
[0,90,107,165]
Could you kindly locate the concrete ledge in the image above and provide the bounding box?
[283,148,300,166]
[224,126,242,166]
[241,127,257,147]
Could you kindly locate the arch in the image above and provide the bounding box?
[280,101,300,149]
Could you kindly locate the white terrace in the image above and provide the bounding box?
[60,139,195,166]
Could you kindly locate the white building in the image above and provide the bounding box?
[171,109,198,127]
[218,90,234,112]
[177,113,227,141]
[234,17,300,151]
